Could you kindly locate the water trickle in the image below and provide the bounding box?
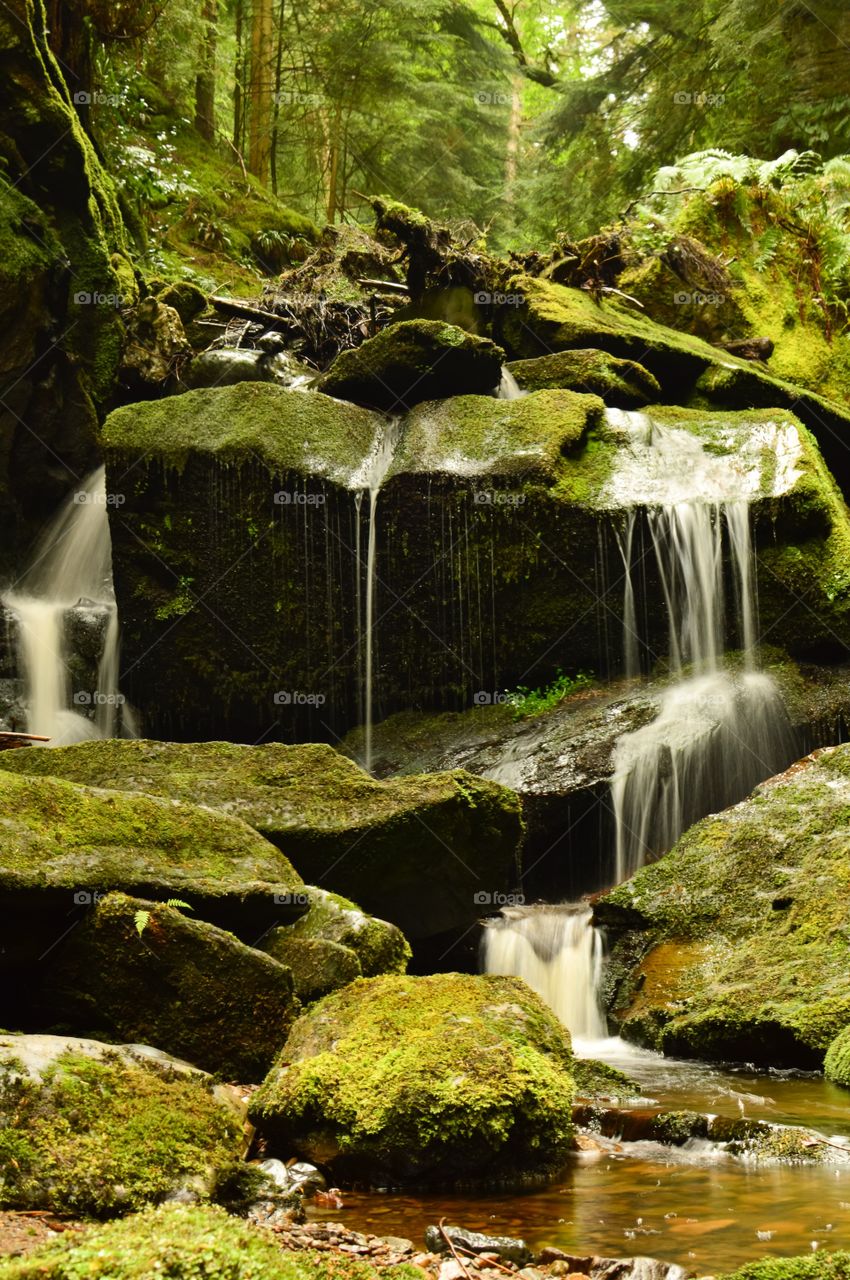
[482,904,607,1041]
[496,367,526,400]
[3,468,130,744]
[351,418,402,772]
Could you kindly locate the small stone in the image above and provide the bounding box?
[382,1237,415,1255]
[438,1262,467,1280]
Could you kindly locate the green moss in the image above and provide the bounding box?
[0,1202,393,1280]
[824,1026,850,1088]
[318,319,504,410]
[601,745,850,1065]
[44,892,300,1080]
[250,972,575,1187]
[571,1057,636,1100]
[507,349,661,407]
[0,1052,241,1216]
[721,1253,850,1280]
[258,934,361,1003]
[266,886,410,978]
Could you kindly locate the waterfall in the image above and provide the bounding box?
[3,468,129,744]
[610,410,793,881]
[352,418,402,772]
[496,367,525,400]
[482,904,607,1041]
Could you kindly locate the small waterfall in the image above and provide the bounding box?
[610,410,793,881]
[353,418,402,772]
[482,904,607,1041]
[3,468,129,744]
[496,367,526,400]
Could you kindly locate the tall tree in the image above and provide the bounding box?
[247,0,274,180]
[194,0,218,141]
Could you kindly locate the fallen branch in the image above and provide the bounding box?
[455,1244,516,1275]
[209,296,289,328]
[438,1220,475,1280]
[356,278,410,295]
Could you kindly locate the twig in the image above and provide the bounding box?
[357,278,410,295]
[455,1244,516,1275]
[620,186,707,220]
[438,1219,475,1280]
[803,1136,850,1156]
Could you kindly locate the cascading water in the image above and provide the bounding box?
[352,418,402,772]
[480,407,797,1037]
[482,904,607,1041]
[3,468,130,744]
[496,367,526,400]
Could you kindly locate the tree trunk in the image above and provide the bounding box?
[269,0,285,194]
[233,0,244,152]
[194,0,218,142]
[247,0,274,182]
[43,0,94,130]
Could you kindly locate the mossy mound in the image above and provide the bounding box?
[598,745,850,1066]
[260,885,410,980]
[0,1041,243,1217]
[41,893,299,1079]
[249,972,576,1188]
[0,1202,397,1280]
[317,320,504,410]
[0,740,520,941]
[507,349,661,407]
[721,1254,850,1280]
[824,1026,850,1089]
[102,381,382,482]
[259,935,361,1003]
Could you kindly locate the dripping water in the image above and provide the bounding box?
[496,367,526,400]
[3,468,131,744]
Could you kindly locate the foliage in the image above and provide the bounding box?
[507,669,592,718]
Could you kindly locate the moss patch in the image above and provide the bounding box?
[507,349,661,407]
[250,972,575,1188]
[824,1026,850,1088]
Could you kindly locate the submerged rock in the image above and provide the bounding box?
[249,973,576,1187]
[318,319,504,409]
[0,1036,245,1216]
[507,349,661,407]
[40,892,300,1079]
[597,744,850,1066]
[0,740,520,943]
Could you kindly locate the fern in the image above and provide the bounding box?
[134,898,193,938]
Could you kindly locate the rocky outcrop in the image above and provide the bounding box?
[0,739,521,945]
[596,745,850,1067]
[249,973,576,1187]
[507,349,661,407]
[0,1035,245,1215]
[40,892,300,1079]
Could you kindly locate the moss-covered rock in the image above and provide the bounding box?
[0,766,303,1023]
[597,744,850,1066]
[0,1202,393,1280]
[721,1254,850,1280]
[259,935,361,1003]
[260,886,409,979]
[507,349,661,407]
[0,739,519,943]
[317,319,504,410]
[159,280,208,325]
[249,973,576,1187]
[41,892,300,1079]
[0,1037,244,1216]
[824,1026,850,1089]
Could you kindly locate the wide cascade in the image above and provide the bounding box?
[3,468,131,745]
[483,407,795,1037]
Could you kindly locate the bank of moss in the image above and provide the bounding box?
[250,972,575,1187]
[507,349,661,407]
[0,1050,242,1217]
[0,1202,419,1280]
[599,745,850,1065]
[824,1026,850,1088]
[721,1254,850,1280]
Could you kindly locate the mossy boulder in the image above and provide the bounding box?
[0,1037,244,1216]
[597,744,850,1067]
[0,1202,393,1280]
[260,935,362,1003]
[0,739,520,943]
[507,349,661,407]
[260,885,410,980]
[159,280,208,325]
[0,766,304,1023]
[721,1255,850,1280]
[249,973,576,1187]
[317,319,504,410]
[40,892,300,1079]
[824,1026,850,1089]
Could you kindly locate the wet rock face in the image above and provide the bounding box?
[100,382,850,743]
[507,350,661,407]
[249,972,576,1188]
[596,744,850,1067]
